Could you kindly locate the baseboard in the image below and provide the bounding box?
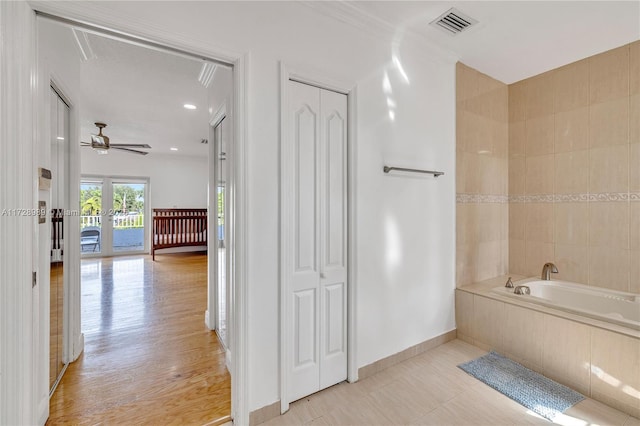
[249,400,280,426]
[225,348,232,372]
[358,329,457,380]
[72,332,85,362]
[205,310,214,330]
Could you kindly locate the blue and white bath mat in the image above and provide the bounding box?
[458,351,585,421]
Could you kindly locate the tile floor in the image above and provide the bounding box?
[258,339,639,425]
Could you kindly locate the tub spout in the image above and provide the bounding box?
[541,262,558,280]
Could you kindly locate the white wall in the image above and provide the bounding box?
[81,150,208,209]
[29,0,457,414]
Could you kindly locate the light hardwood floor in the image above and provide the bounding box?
[47,252,231,425]
[261,339,639,426]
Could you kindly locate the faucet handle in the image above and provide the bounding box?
[505,276,514,288]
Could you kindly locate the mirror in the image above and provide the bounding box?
[215,116,229,348]
[50,86,69,393]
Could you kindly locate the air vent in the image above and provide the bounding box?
[430,8,478,35]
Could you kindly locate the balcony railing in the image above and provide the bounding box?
[81,214,144,229]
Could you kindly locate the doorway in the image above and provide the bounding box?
[35,8,247,424]
[80,177,149,257]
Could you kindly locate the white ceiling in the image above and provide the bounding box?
[43,1,639,160]
[78,32,217,158]
[345,1,640,84]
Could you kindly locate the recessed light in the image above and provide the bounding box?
[56,136,65,140]
[170,147,179,151]
[183,104,197,110]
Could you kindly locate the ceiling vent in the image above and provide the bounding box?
[430,8,478,35]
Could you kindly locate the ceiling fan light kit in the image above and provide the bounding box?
[81,122,152,155]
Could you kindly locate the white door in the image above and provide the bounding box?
[288,80,347,402]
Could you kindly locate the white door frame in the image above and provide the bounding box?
[279,62,358,413]
[29,5,250,425]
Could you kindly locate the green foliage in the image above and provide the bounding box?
[217,187,225,226]
[80,183,145,229]
[112,184,144,214]
[80,185,102,215]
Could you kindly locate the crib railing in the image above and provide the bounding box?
[152,208,207,260]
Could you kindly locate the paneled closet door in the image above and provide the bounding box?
[288,81,347,402]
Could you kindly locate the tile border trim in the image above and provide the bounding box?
[508,192,640,203]
[457,192,640,203]
[456,194,508,204]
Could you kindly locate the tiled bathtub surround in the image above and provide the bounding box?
[456,276,640,419]
[508,40,640,293]
[455,41,640,423]
[456,63,509,286]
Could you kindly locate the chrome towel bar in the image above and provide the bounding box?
[383,166,444,177]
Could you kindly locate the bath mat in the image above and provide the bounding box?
[458,351,584,421]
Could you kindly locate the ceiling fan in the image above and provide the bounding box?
[81,122,151,155]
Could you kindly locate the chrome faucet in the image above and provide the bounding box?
[541,262,558,280]
[505,276,514,288]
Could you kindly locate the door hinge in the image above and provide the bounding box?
[32,271,37,288]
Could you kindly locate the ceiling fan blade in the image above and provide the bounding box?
[81,141,91,146]
[109,143,152,148]
[111,147,149,155]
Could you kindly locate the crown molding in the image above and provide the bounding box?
[300,1,459,65]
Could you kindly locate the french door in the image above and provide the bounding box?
[80,177,149,256]
[285,80,348,402]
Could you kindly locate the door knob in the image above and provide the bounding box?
[320,272,326,279]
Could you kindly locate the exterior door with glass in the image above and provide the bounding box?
[80,177,149,256]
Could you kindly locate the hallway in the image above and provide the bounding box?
[48,252,231,425]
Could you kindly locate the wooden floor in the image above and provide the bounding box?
[50,262,65,390]
[48,252,231,425]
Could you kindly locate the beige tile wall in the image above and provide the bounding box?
[508,41,640,292]
[456,63,509,287]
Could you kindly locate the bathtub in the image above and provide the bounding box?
[492,279,640,330]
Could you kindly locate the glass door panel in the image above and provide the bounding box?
[112,182,146,253]
[80,181,103,254]
[81,177,148,256]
